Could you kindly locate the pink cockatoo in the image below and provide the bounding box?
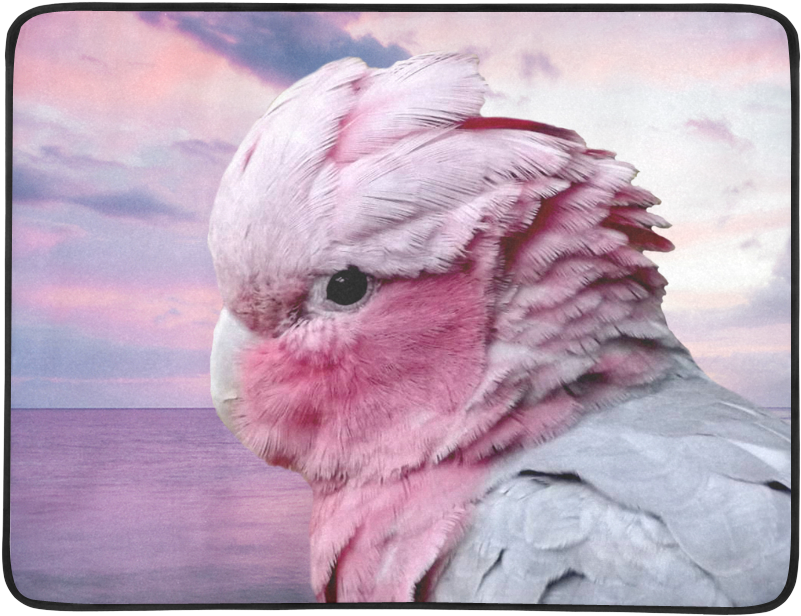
[208,53,790,605]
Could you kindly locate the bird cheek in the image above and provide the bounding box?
[234,318,364,469]
[236,339,326,468]
[278,317,359,367]
[234,270,491,479]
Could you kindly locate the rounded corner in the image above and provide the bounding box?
[736,3,800,56]
[6,4,80,68]
[3,558,42,610]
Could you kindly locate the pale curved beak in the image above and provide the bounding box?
[210,307,258,437]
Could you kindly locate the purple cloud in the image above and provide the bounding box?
[13,160,190,221]
[698,350,790,408]
[520,51,560,80]
[12,164,57,202]
[685,118,753,149]
[76,189,193,220]
[724,180,756,197]
[80,54,109,69]
[38,145,124,171]
[173,138,237,163]
[11,324,210,383]
[12,143,196,221]
[671,240,793,331]
[137,12,411,85]
[727,240,791,326]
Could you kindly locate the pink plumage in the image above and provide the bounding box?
[208,53,789,605]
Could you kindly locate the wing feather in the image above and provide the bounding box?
[431,374,790,606]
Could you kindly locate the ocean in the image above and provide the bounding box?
[8,406,792,605]
[9,408,316,604]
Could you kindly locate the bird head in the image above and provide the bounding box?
[208,53,685,486]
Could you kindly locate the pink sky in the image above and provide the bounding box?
[6,7,794,408]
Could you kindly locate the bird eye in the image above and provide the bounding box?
[326,266,369,306]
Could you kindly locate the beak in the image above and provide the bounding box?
[210,307,258,436]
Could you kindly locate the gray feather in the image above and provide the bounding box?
[431,374,790,606]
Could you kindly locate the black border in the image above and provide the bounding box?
[3,3,799,613]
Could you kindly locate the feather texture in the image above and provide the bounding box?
[208,52,791,606]
[432,376,789,606]
[333,52,488,163]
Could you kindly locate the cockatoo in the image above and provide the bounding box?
[208,53,790,606]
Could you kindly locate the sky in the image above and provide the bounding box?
[7,7,794,408]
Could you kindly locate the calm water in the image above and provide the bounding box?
[9,409,316,605]
[9,407,792,605]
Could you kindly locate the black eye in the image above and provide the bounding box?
[326,266,369,306]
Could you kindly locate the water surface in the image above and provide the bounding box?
[10,408,315,604]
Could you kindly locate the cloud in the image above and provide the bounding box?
[725,239,791,326]
[685,118,753,150]
[38,144,124,171]
[172,138,237,163]
[10,374,213,408]
[351,12,789,90]
[12,164,58,202]
[13,220,87,257]
[12,281,222,351]
[662,305,790,407]
[519,51,560,81]
[13,206,219,293]
[665,239,790,331]
[724,180,756,198]
[137,11,411,84]
[79,54,109,69]
[14,101,238,225]
[13,148,193,221]
[664,208,788,250]
[10,286,221,407]
[75,189,193,220]
[661,238,791,408]
[694,350,790,408]
[11,324,211,382]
